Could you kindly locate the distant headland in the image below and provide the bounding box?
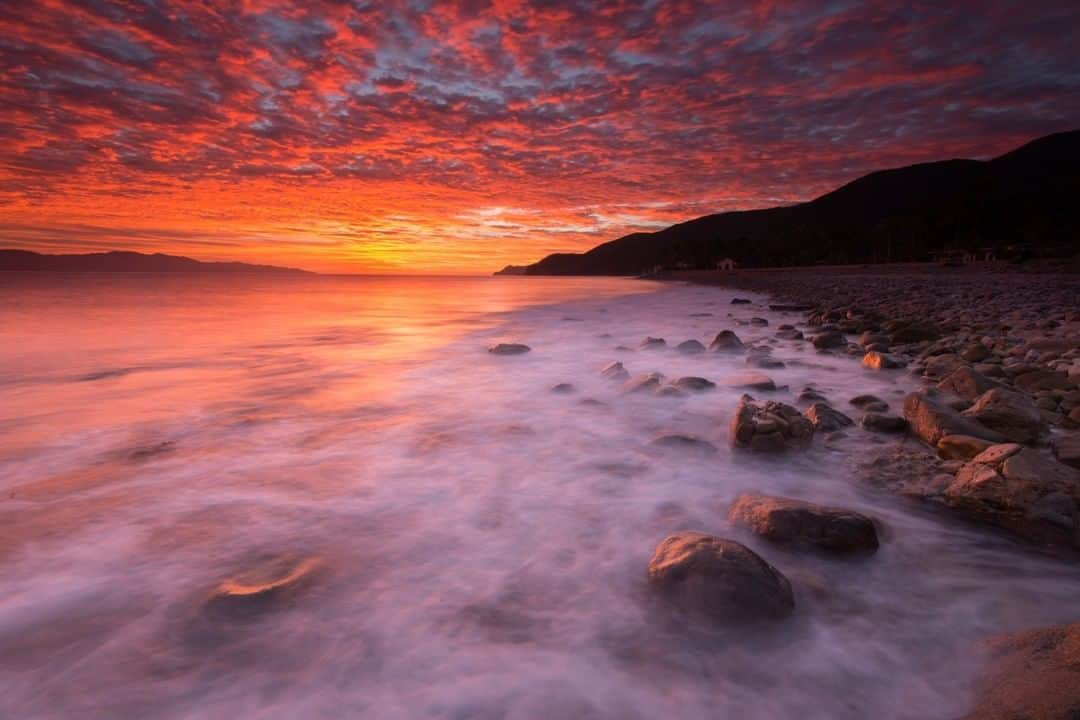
[0,250,311,274]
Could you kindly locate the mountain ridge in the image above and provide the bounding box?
[511,129,1080,275]
[0,250,311,274]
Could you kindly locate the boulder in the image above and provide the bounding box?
[962,622,1080,720]
[640,336,666,350]
[728,493,878,553]
[600,361,630,381]
[676,339,706,355]
[937,366,1000,400]
[861,351,904,370]
[963,388,1045,444]
[646,532,794,623]
[671,376,716,392]
[488,343,530,355]
[709,331,745,352]
[812,331,845,350]
[944,445,1080,548]
[805,402,854,432]
[936,434,995,461]
[1050,433,1080,469]
[623,372,666,394]
[904,391,1006,447]
[861,413,908,433]
[721,373,776,392]
[730,395,814,452]
[647,433,718,454]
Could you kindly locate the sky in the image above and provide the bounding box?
[2,1,1079,274]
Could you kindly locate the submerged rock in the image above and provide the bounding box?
[775,328,804,341]
[962,388,1045,444]
[721,373,777,392]
[647,433,718,454]
[708,330,745,352]
[805,402,854,432]
[676,339,706,354]
[204,555,323,618]
[488,343,531,355]
[550,383,576,394]
[623,372,665,394]
[728,492,879,553]
[646,532,794,623]
[671,376,716,392]
[730,395,814,452]
[640,336,667,350]
[850,394,889,412]
[731,298,752,305]
[812,331,846,350]
[600,361,630,381]
[962,621,1080,720]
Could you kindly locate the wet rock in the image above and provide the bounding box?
[655,385,684,398]
[550,383,576,394]
[204,555,323,618]
[640,336,667,350]
[944,445,1080,548]
[600,361,629,381]
[904,390,1006,446]
[962,388,1045,444]
[709,330,745,352]
[646,532,794,623]
[850,394,889,412]
[749,317,769,326]
[936,434,995,461]
[671,376,716,392]
[488,343,530,355]
[730,395,814,452]
[805,402,854,432]
[731,297,752,305]
[962,621,1080,720]
[1051,433,1080,469]
[858,331,890,348]
[745,353,786,370]
[623,372,665,394]
[728,492,879,553]
[797,389,829,405]
[937,366,1000,400]
[861,412,908,433]
[1014,369,1072,393]
[812,331,845,350]
[775,328,804,340]
[961,343,990,363]
[861,351,904,370]
[676,339,706,354]
[647,433,718,454]
[923,354,964,380]
[721,373,777,392]
[889,324,940,343]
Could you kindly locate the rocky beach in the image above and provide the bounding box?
[662,260,1080,716]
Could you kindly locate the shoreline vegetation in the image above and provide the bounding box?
[660,262,1080,717]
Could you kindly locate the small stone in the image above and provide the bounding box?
[671,376,716,392]
[1050,433,1080,469]
[550,383,576,394]
[936,434,995,461]
[850,394,888,411]
[647,433,718,453]
[812,331,845,350]
[862,351,904,370]
[709,330,745,352]
[937,367,1000,400]
[805,402,854,432]
[600,361,630,381]
[640,336,666,350]
[731,298,752,305]
[622,372,665,394]
[861,413,908,433]
[721,373,776,392]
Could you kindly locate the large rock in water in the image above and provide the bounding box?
[805,402,854,432]
[962,388,1045,444]
[646,532,794,623]
[730,395,814,452]
[962,621,1080,720]
[904,391,1006,447]
[623,372,665,394]
[944,444,1080,549]
[708,330,745,352]
[676,339,706,354]
[727,493,878,553]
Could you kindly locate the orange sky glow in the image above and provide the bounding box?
[2,0,1078,273]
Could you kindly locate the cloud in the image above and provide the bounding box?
[1,0,1078,272]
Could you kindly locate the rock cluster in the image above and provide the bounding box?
[729,395,815,452]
